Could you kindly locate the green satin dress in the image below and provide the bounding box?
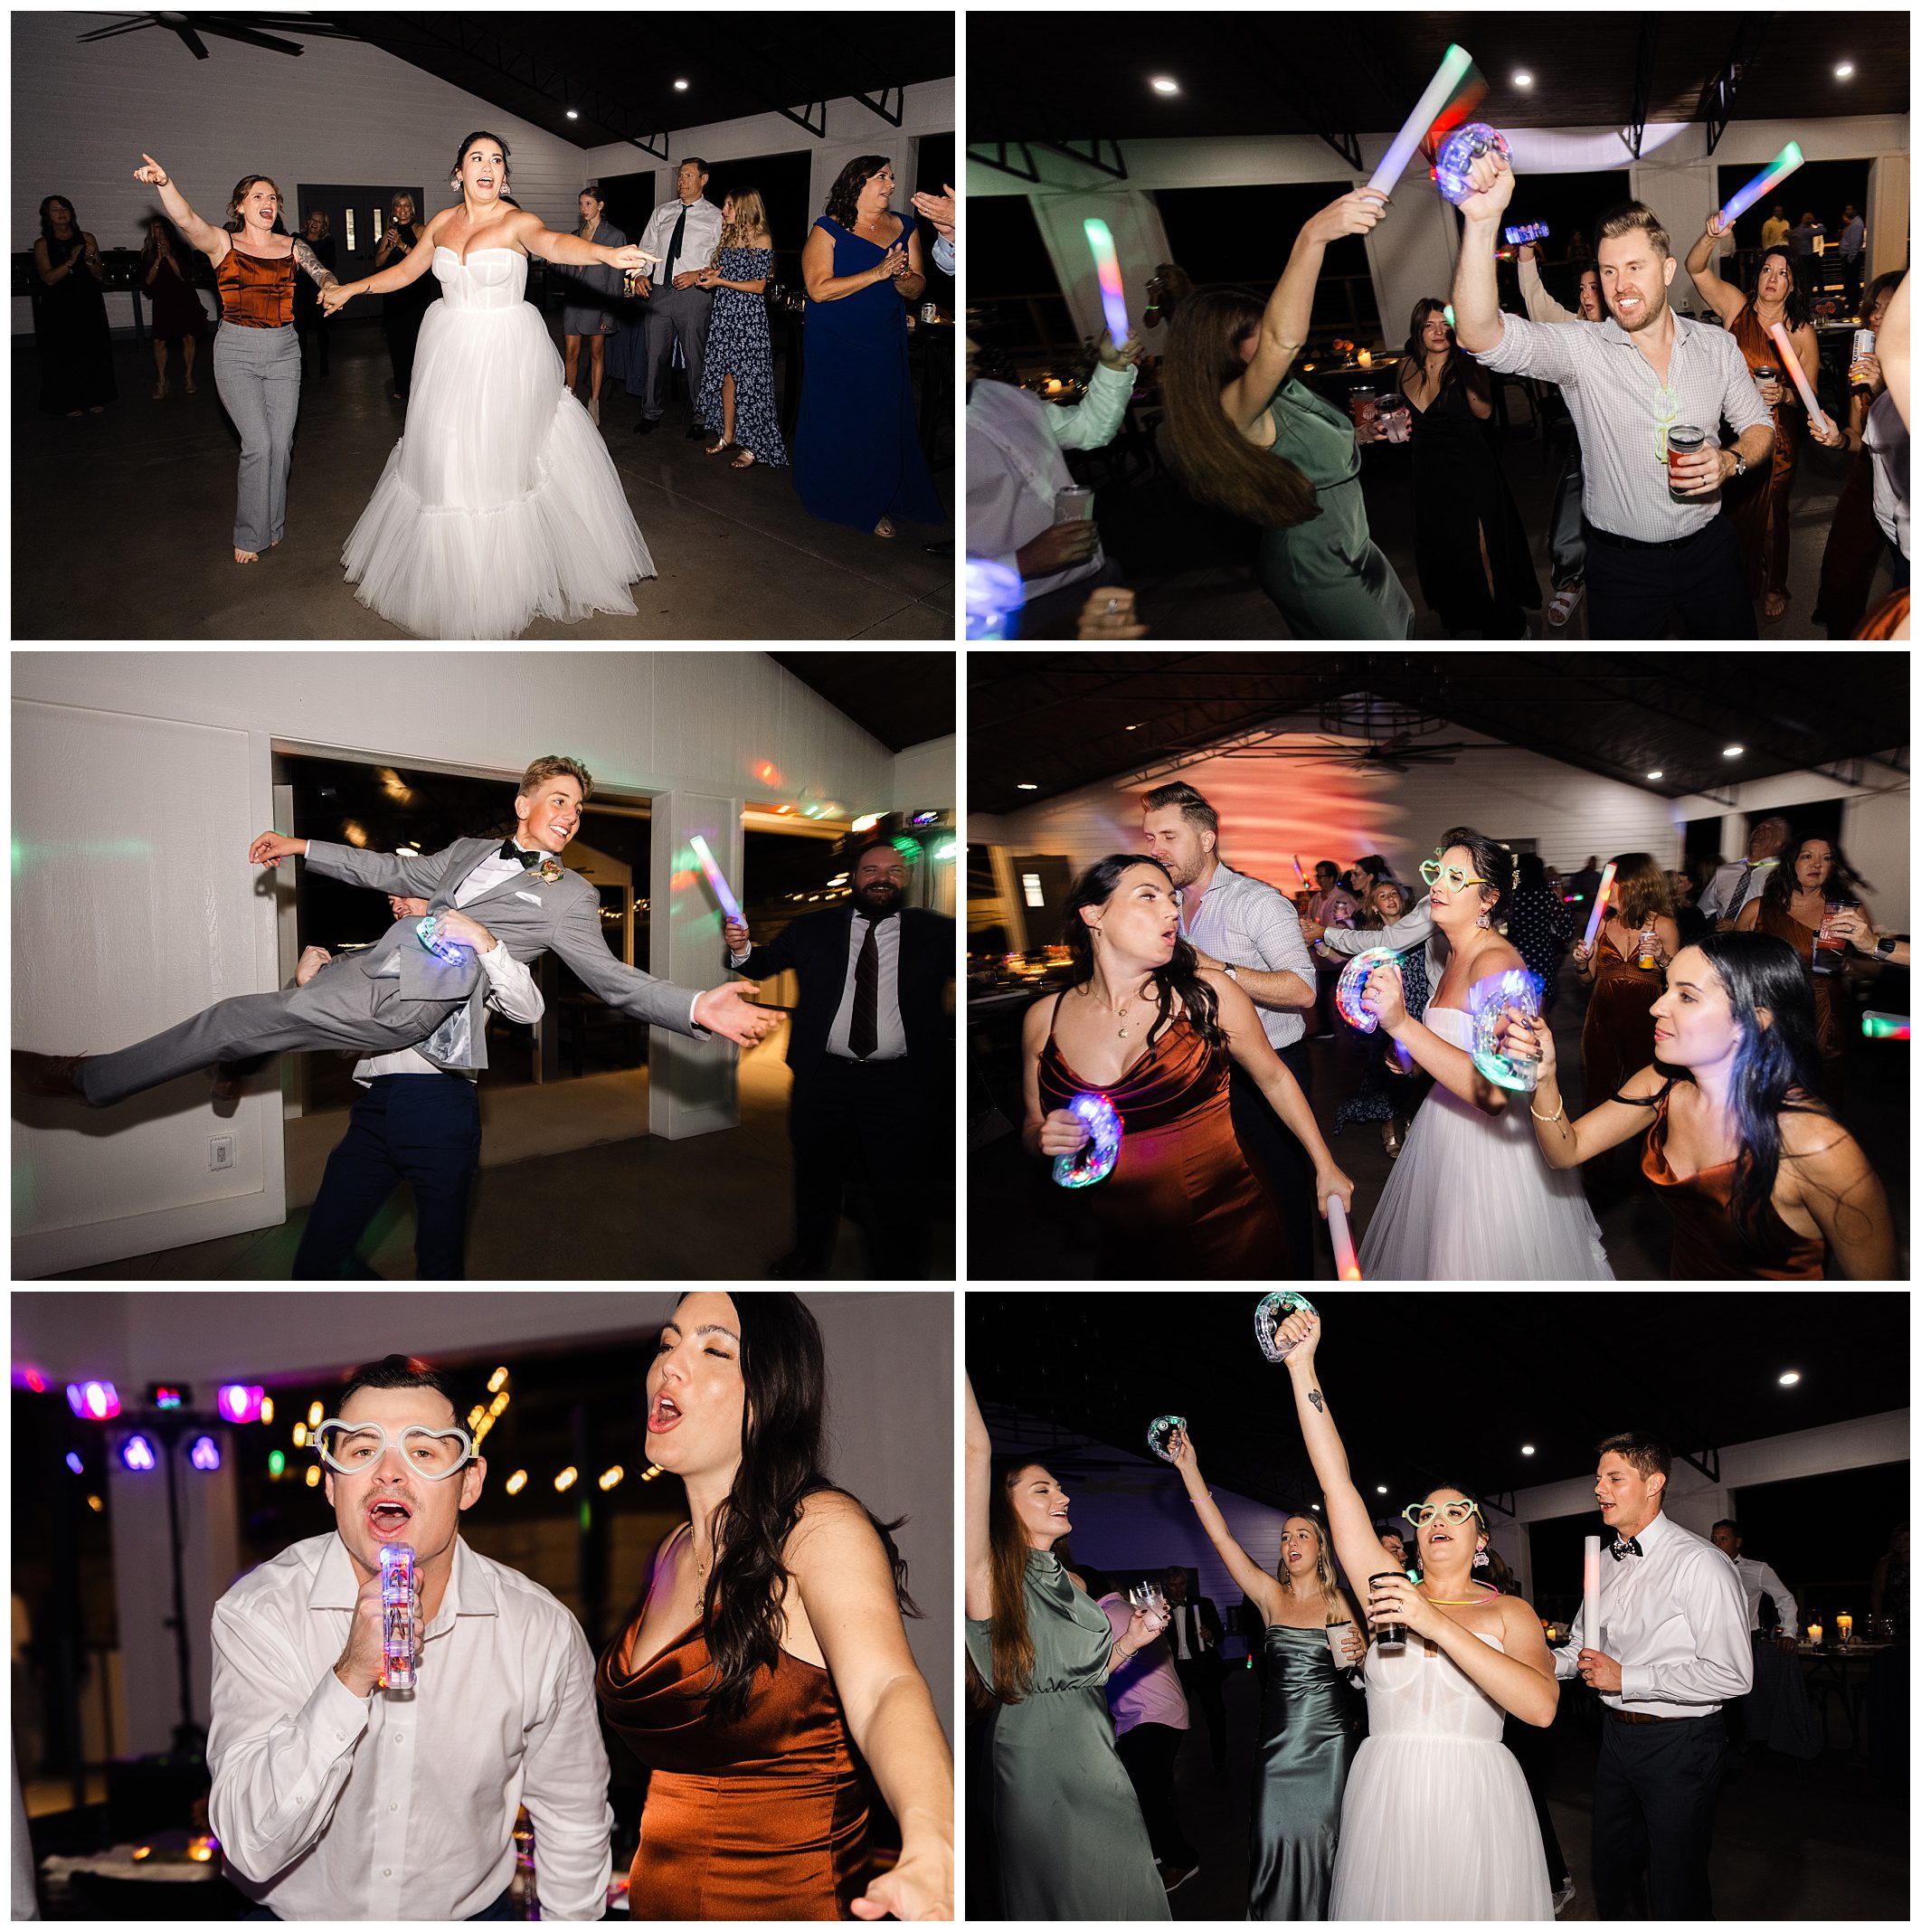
[1256,377,1415,639]
[965,1551,1169,1921]
[1249,1623,1366,1920]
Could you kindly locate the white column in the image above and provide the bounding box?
[648,790,743,1139]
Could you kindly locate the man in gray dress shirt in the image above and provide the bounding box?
[1450,152,1774,639]
[629,158,722,440]
[1561,1433,1750,1918]
[1141,781,1320,1269]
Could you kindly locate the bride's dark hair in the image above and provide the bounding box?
[450,129,511,189]
[1059,854,1223,1050]
[687,1293,918,1722]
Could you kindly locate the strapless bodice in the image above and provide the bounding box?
[1364,1628,1509,1743]
[431,246,527,311]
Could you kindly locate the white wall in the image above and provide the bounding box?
[972,113,1909,348]
[13,1288,956,1751]
[971,717,1684,892]
[892,734,957,811]
[12,652,900,1275]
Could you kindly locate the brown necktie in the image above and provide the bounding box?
[850,915,879,1059]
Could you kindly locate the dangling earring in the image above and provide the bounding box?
[1473,1548,1490,1569]
[1477,912,1491,930]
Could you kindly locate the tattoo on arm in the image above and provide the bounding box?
[1309,1389,1325,1413]
[292,239,338,289]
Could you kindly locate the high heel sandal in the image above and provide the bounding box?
[705,436,736,457]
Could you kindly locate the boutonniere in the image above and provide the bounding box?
[537,857,563,886]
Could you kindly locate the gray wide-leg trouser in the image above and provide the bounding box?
[213,321,301,553]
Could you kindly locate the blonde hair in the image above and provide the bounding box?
[304,210,331,239]
[225,174,284,232]
[720,188,771,252]
[518,754,593,800]
[1596,201,1673,265]
[1276,1514,1344,1621]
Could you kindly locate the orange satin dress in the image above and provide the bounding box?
[1037,995,1288,1275]
[1642,1087,1824,1278]
[597,1531,896,1920]
[1579,929,1661,1107]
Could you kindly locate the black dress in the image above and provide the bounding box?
[381,224,439,398]
[1404,356,1538,635]
[291,232,336,374]
[35,239,117,413]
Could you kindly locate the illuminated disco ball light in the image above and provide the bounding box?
[1147,1415,1188,1463]
[1334,949,1400,1034]
[1050,1092,1122,1189]
[1468,967,1544,1092]
[1434,123,1511,206]
[1255,1292,1319,1363]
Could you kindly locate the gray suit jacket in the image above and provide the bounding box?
[304,838,704,1074]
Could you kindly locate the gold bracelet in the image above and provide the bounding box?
[1528,1095,1566,1126]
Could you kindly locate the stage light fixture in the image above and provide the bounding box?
[1376,1484,1387,1494]
[1017,782,1037,791]
[1150,75,1179,95]
[120,1435,158,1473]
[189,1435,222,1472]
[1513,71,1534,87]
[65,1452,84,1475]
[566,109,579,119]
[67,1380,121,1421]
[1722,744,1744,758]
[218,1385,264,1425]
[1521,1444,1536,1455]
[1834,62,1854,78]
[674,78,689,90]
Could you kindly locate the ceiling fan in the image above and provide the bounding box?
[77,14,311,60]
[1310,734,1462,772]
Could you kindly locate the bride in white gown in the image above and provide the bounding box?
[322,130,658,639]
[1356,829,1613,1279]
[1275,1307,1557,1921]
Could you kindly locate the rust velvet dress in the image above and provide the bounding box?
[597,1529,895,1919]
[1752,898,1844,1066]
[1036,995,1287,1275]
[1727,302,1805,602]
[1642,1087,1824,1278]
[1579,931,1662,1107]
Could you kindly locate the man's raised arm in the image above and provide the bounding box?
[252,830,457,902]
[1448,151,1517,355]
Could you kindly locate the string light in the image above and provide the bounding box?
[260,1397,275,1425]
[304,1465,321,1488]
[599,1466,625,1491]
[489,1392,510,1416]
[554,1467,579,1492]
[307,1402,323,1429]
[292,1424,308,1447]
[506,1471,527,1495]
[487,1367,509,1394]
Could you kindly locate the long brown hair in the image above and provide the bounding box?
[966,1460,1049,1709]
[225,174,283,233]
[720,187,771,251]
[1276,1513,1344,1621]
[1402,297,1465,405]
[1161,288,1320,528]
[1606,852,1676,931]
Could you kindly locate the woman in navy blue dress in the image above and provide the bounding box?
[794,155,942,537]
[695,188,787,469]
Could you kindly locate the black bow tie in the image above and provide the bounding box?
[498,841,542,867]
[1611,1537,1643,1561]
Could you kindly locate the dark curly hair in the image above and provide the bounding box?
[682,1293,918,1724]
[450,129,511,191]
[824,154,892,229]
[1759,831,1870,916]
[38,196,80,249]
[1750,244,1812,335]
[1058,854,1225,1051]
[1434,827,1513,927]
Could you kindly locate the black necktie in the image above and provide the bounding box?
[662,204,687,282]
[1611,1536,1642,1561]
[498,841,540,867]
[850,914,879,1059]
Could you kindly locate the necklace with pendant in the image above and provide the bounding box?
[1090,980,1149,1039]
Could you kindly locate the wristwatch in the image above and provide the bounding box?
[1730,450,1748,478]
[1876,934,1898,959]
[1222,963,1238,982]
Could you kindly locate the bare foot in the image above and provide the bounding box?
[185,379,196,393]
[873,516,898,539]
[234,547,260,564]
[731,450,757,469]
[1764,590,1788,619]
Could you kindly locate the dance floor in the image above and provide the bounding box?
[968,953,1910,1280]
[12,325,954,641]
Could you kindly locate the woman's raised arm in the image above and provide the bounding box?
[1165,1425,1280,1615]
[1274,1313,1393,1599]
[134,156,227,260]
[964,1373,993,1620]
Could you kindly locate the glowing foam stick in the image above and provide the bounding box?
[1582,1536,1601,1652]
[1254,1291,1317,1362]
[1718,142,1804,230]
[1367,43,1475,198]
[1292,854,1306,882]
[1335,947,1400,1033]
[1052,1092,1122,1188]
[1580,861,1617,950]
[687,833,744,926]
[379,1544,416,1693]
[1443,303,1456,331]
[1327,1195,1361,1281]
[1767,322,1832,435]
[414,914,465,964]
[1084,218,1131,350]
[1147,1415,1188,1462]
[1862,1010,1910,1039]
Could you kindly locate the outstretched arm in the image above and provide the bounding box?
[964,1375,992,1620]
[1682,215,1746,327]
[1165,1427,1281,1616]
[290,238,337,289]
[284,834,455,902]
[134,156,227,259]
[1273,1314,1391,1598]
[1506,1019,1664,1167]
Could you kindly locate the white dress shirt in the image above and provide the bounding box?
[932,233,954,276]
[1551,1510,1752,1717]
[635,195,722,281]
[827,911,906,1059]
[1699,857,1773,923]
[208,1532,612,1921]
[1733,1551,1800,1639]
[1178,861,1315,1052]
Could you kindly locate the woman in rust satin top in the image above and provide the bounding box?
[597,1293,952,1920]
[1022,856,1353,1278]
[1507,933,1895,1278]
[1736,834,1859,1102]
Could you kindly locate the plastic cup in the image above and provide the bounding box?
[1367,1573,1406,1649]
[1326,1618,1358,1666]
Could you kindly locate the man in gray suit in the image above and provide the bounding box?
[16,755,772,1106]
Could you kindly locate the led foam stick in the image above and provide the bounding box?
[379,1544,416,1693]
[1582,1535,1601,1652]
[1467,966,1545,1093]
[1367,43,1476,199]
[1084,218,1131,350]
[1292,854,1306,883]
[1718,142,1804,230]
[1768,321,1832,435]
[1147,1415,1188,1462]
[1335,947,1400,1033]
[1862,1011,1910,1039]
[687,833,744,926]
[1580,861,1618,950]
[1254,1291,1317,1363]
[1327,1196,1361,1281]
[1052,1092,1122,1188]
[1443,304,1456,331]
[415,914,465,964]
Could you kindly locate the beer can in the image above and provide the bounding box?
[921,303,938,324]
[1853,327,1877,361]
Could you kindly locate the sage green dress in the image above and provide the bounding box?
[965,1550,1169,1920]
[1255,377,1415,639]
[1249,1623,1366,1919]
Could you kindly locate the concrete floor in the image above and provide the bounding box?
[1095,410,1897,641]
[14,324,954,640]
[49,1050,955,1281]
[968,954,1909,1280]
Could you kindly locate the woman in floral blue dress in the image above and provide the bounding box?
[695,189,787,469]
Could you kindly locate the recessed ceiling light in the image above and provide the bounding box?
[1723,744,1745,757]
[1778,1370,1802,1386]
[565,109,579,120]
[1376,1484,1388,1494]
[674,79,690,90]
[1513,71,1534,88]
[1834,62,1855,79]
[1016,782,1038,791]
[1125,722,1145,731]
[1646,770,1663,781]
[1150,76,1180,95]
[1521,1444,1536,1455]
[1311,1501,1320,1511]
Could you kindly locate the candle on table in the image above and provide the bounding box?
[1837,1612,1853,1644]
[1807,1622,1822,1646]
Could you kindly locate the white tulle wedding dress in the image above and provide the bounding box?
[1330,1630,1553,1921]
[343,248,655,639]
